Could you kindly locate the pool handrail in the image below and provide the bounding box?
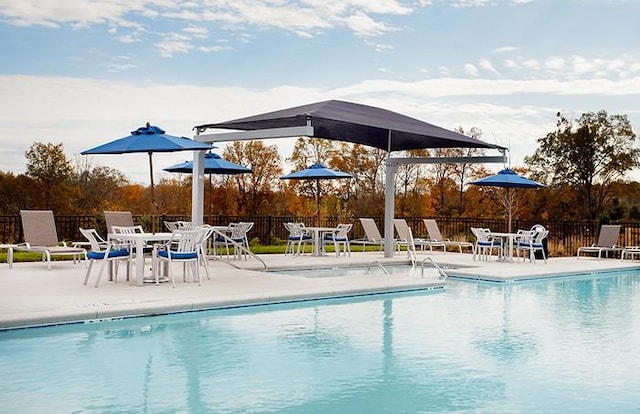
[367,259,390,275]
[421,257,447,280]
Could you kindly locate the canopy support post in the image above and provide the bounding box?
[384,156,397,258]
[191,130,206,226]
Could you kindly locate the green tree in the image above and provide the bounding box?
[526,110,639,220]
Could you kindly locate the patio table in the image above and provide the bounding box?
[304,226,339,256]
[108,232,173,286]
[489,232,520,262]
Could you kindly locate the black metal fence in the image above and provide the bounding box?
[3,213,640,257]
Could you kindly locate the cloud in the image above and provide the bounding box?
[493,46,519,54]
[0,0,432,45]
[343,10,393,37]
[479,58,500,75]
[155,32,194,58]
[464,63,479,77]
[2,71,638,183]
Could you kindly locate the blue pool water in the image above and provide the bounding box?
[1,271,640,413]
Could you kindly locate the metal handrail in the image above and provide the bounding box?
[421,256,447,280]
[367,259,390,275]
[209,228,267,271]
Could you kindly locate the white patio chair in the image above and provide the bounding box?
[471,227,502,261]
[80,228,131,287]
[165,220,193,232]
[515,228,549,263]
[323,223,352,257]
[284,222,312,255]
[153,227,210,287]
[13,210,87,270]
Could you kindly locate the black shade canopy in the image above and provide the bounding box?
[195,100,503,152]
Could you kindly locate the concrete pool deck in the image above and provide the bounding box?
[2,251,639,330]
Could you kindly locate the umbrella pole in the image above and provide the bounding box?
[316,179,321,226]
[209,174,212,219]
[148,151,157,233]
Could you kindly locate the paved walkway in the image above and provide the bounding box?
[1,251,638,329]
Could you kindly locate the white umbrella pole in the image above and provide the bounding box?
[148,151,157,233]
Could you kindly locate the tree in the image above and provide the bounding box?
[25,142,75,211]
[223,140,283,215]
[526,110,639,220]
[72,157,129,214]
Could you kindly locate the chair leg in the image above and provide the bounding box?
[84,261,94,285]
[95,259,108,288]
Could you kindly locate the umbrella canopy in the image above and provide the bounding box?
[470,168,546,189]
[280,163,353,225]
[163,152,251,175]
[164,152,251,216]
[470,169,546,232]
[81,123,213,225]
[195,100,504,152]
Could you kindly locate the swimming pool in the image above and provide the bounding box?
[1,271,639,413]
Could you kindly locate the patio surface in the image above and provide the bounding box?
[2,250,639,330]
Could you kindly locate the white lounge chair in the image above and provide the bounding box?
[394,218,431,259]
[13,210,87,270]
[576,224,622,259]
[350,218,387,251]
[104,211,136,234]
[423,219,474,253]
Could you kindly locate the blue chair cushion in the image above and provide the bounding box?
[158,250,197,260]
[517,242,543,248]
[478,241,500,247]
[289,235,312,241]
[88,248,129,260]
[324,236,347,241]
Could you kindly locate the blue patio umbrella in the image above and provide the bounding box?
[163,152,251,175]
[280,163,352,225]
[81,123,213,216]
[164,152,252,215]
[471,168,546,232]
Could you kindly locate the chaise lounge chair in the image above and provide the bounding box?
[394,218,431,259]
[13,210,87,270]
[423,219,474,253]
[350,218,387,251]
[576,224,623,259]
[104,210,135,234]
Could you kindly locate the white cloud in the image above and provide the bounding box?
[183,26,209,38]
[544,56,565,73]
[464,63,479,76]
[2,72,638,183]
[343,11,393,37]
[155,32,194,58]
[479,58,500,75]
[0,0,417,43]
[493,46,518,54]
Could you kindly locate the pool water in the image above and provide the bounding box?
[1,272,640,413]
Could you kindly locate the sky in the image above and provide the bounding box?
[1,0,639,185]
